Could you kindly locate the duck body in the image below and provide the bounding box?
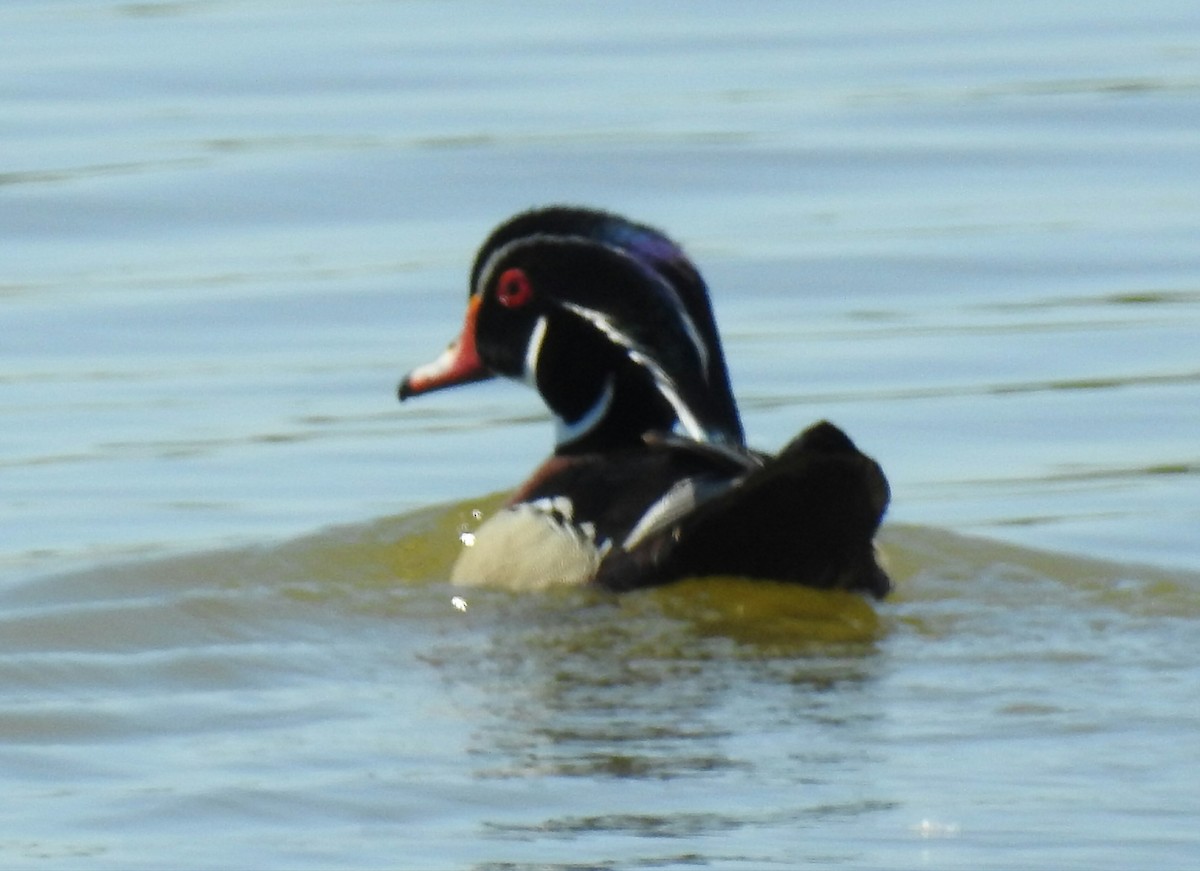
[400,206,891,598]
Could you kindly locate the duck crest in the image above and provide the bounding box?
[469,206,744,447]
[398,206,892,597]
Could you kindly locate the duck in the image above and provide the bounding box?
[399,206,891,597]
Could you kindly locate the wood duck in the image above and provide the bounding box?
[399,206,891,597]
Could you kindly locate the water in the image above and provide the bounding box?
[3,1,1199,868]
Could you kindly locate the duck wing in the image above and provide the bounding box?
[594,421,892,598]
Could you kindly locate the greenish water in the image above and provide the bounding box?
[3,1,1199,868]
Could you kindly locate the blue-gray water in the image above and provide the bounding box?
[3,1,1199,868]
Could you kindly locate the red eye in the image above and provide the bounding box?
[496,267,534,309]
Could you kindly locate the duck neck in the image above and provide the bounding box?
[550,371,676,455]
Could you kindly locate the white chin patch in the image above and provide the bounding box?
[520,316,548,387]
[450,497,611,590]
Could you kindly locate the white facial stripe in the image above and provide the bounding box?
[559,300,632,351]
[522,315,548,387]
[658,286,710,378]
[475,234,561,296]
[480,238,709,374]
[597,251,712,381]
[560,301,709,442]
[473,239,522,296]
[627,348,707,441]
[478,238,717,443]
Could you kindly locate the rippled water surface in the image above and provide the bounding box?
[3,1,1200,868]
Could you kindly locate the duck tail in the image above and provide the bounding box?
[595,420,892,598]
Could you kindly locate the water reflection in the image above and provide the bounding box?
[7,501,1197,866]
[417,564,888,787]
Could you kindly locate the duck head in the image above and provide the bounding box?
[400,207,744,453]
